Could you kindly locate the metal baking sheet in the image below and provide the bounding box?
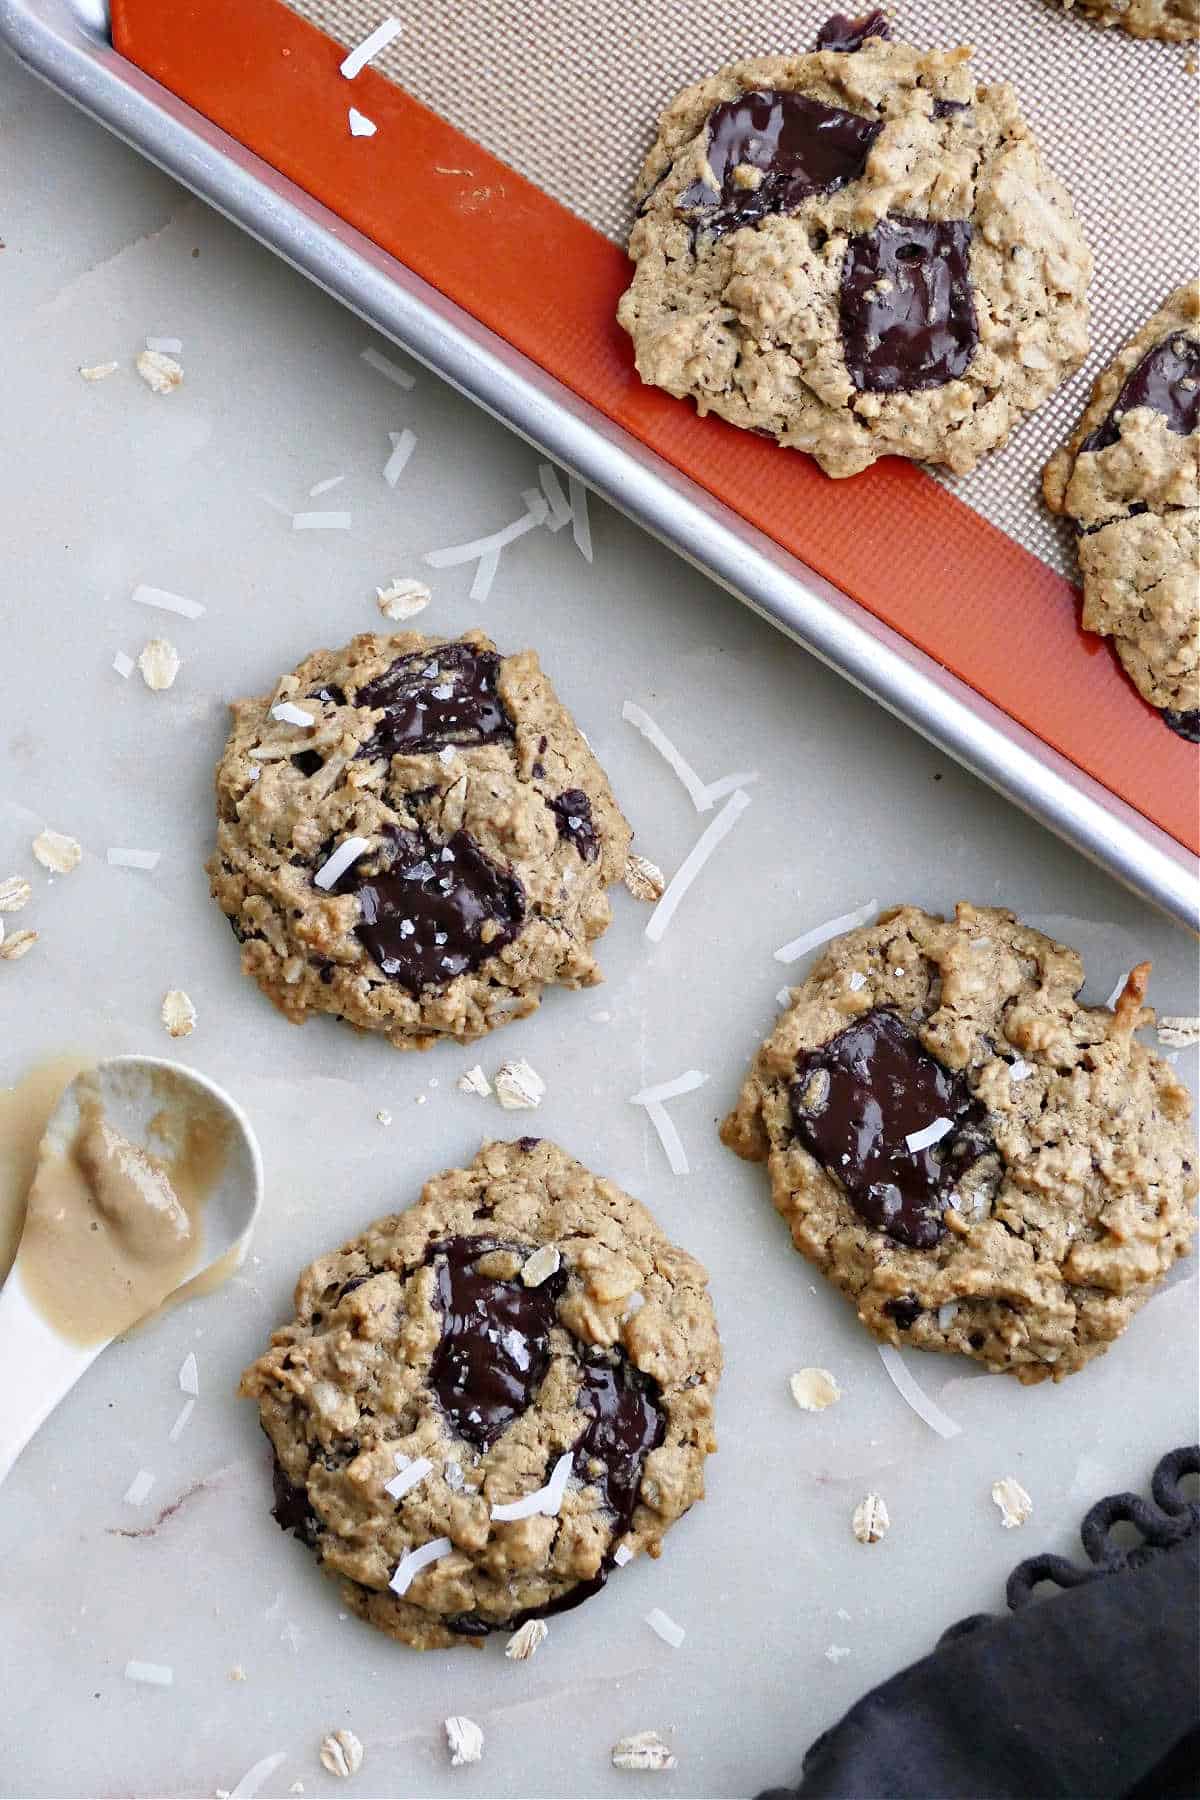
[1,0,1196,936]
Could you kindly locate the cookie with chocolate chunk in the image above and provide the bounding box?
[618,22,1092,479]
[721,903,1196,1383]
[1044,282,1200,739]
[207,630,632,1047]
[1047,0,1198,43]
[239,1138,721,1649]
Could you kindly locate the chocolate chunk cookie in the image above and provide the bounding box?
[239,1139,721,1649]
[618,28,1092,479]
[207,631,632,1048]
[1047,0,1199,42]
[721,903,1196,1383]
[1044,282,1200,738]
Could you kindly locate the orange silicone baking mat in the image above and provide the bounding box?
[111,0,1199,854]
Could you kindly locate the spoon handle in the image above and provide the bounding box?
[0,1270,104,1488]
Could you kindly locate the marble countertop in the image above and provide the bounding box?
[1,43,1196,1800]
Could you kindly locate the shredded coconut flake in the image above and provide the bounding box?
[145,336,182,354]
[645,1608,685,1649]
[444,1717,484,1767]
[376,576,430,620]
[424,495,548,605]
[505,1618,548,1661]
[905,1117,953,1153]
[774,899,879,965]
[1159,1016,1200,1049]
[384,1454,434,1502]
[162,989,197,1038]
[494,1059,545,1110]
[631,1069,708,1106]
[123,1468,156,1506]
[313,836,371,891]
[132,583,205,621]
[457,1064,491,1096]
[348,106,377,137]
[124,1661,173,1687]
[491,1451,573,1522]
[1104,970,1131,1012]
[568,474,593,562]
[537,463,573,529]
[613,1542,633,1567]
[229,1752,288,1798]
[32,829,82,875]
[79,360,119,381]
[852,1493,890,1544]
[168,1398,196,1443]
[340,16,403,77]
[645,790,752,944]
[291,511,351,531]
[1008,1059,1034,1083]
[382,428,417,487]
[611,1732,676,1772]
[789,1368,841,1412]
[309,475,345,497]
[270,701,315,728]
[138,638,181,691]
[360,345,415,389]
[106,848,161,870]
[878,1345,962,1439]
[642,1100,690,1174]
[136,349,182,393]
[178,1352,199,1396]
[113,650,135,679]
[937,1302,959,1331]
[388,1535,452,1596]
[320,1730,364,1778]
[620,701,711,810]
[991,1476,1033,1529]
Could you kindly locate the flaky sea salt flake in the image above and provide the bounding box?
[613,1542,633,1567]
[789,1368,841,1412]
[340,16,403,78]
[505,1618,548,1661]
[623,853,665,902]
[138,638,181,690]
[444,1716,483,1767]
[611,1732,676,1772]
[992,1476,1033,1529]
[376,576,430,620]
[320,1730,364,1778]
[645,789,752,944]
[852,1493,890,1544]
[136,349,182,393]
[645,1608,685,1649]
[32,829,82,875]
[774,899,879,965]
[1008,1058,1035,1082]
[494,1058,545,1110]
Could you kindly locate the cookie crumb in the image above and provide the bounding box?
[138,638,181,691]
[623,853,666,902]
[611,1731,676,1772]
[32,829,82,875]
[505,1618,548,1661]
[494,1059,545,1110]
[852,1493,890,1544]
[789,1368,841,1412]
[0,929,37,962]
[161,989,197,1038]
[79,360,119,381]
[991,1476,1033,1530]
[228,1665,247,1682]
[319,1730,364,1779]
[521,1244,561,1287]
[376,576,431,621]
[444,1716,484,1766]
[0,876,32,912]
[136,349,183,393]
[457,1064,491,1096]
[376,1109,393,1126]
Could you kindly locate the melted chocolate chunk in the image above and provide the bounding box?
[334,824,524,994]
[840,216,977,393]
[790,1007,992,1248]
[355,643,512,760]
[885,1296,923,1329]
[270,1449,320,1547]
[573,1348,665,1537]
[428,1237,568,1449]
[815,10,891,50]
[932,97,970,118]
[1081,333,1200,454]
[291,749,325,777]
[548,789,600,862]
[1164,708,1200,743]
[517,1136,541,1151]
[677,90,881,238]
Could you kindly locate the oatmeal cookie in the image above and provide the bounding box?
[1044,282,1200,738]
[618,21,1092,478]
[207,630,632,1047]
[240,1138,721,1648]
[721,902,1196,1383]
[1048,0,1199,43]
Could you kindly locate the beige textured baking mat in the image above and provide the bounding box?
[284,0,1199,576]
